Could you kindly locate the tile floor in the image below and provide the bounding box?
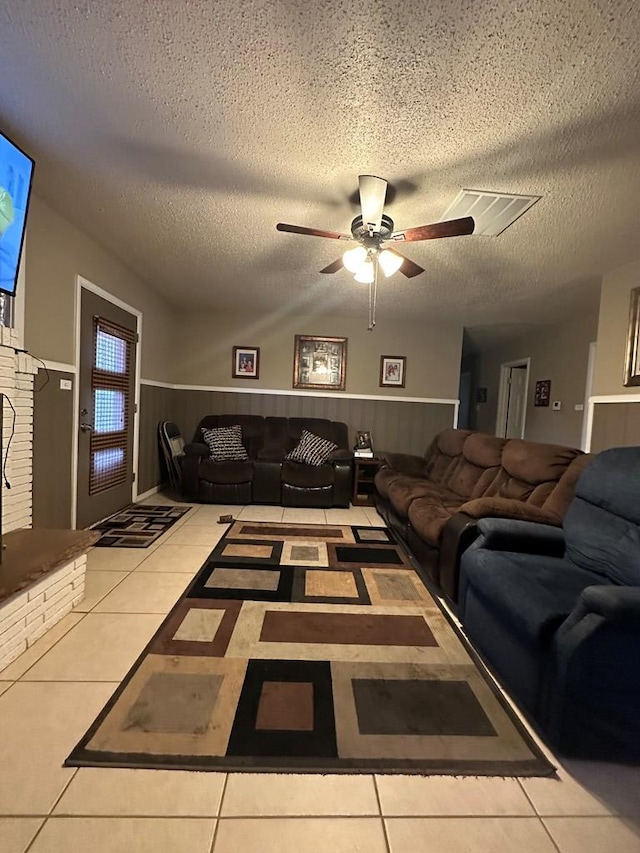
[0,498,639,852]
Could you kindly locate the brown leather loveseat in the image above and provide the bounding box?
[182,414,353,507]
[374,428,591,601]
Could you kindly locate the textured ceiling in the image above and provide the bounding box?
[1,0,639,332]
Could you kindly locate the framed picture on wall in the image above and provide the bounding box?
[624,285,640,386]
[534,379,551,406]
[232,346,260,379]
[379,355,406,388]
[293,335,347,390]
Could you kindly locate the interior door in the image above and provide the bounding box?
[505,366,528,438]
[76,288,138,529]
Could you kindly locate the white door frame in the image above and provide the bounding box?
[71,275,142,529]
[580,341,597,451]
[495,357,531,439]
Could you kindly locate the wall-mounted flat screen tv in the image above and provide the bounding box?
[0,131,35,297]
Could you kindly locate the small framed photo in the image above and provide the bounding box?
[232,346,260,379]
[293,335,347,390]
[379,355,406,388]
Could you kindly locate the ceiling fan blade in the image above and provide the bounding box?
[358,175,388,233]
[388,250,425,278]
[276,223,352,240]
[319,258,344,274]
[391,216,475,243]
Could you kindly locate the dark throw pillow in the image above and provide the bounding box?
[201,425,249,461]
[285,429,338,466]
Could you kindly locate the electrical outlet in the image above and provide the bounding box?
[552,400,562,411]
[60,378,72,391]
[574,403,584,411]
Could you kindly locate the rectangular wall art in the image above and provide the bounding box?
[232,346,260,379]
[379,355,406,388]
[293,335,347,390]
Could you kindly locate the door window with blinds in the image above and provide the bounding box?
[89,316,136,494]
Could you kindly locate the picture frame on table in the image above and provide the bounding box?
[232,346,260,379]
[293,335,347,390]
[356,430,373,451]
[379,355,406,388]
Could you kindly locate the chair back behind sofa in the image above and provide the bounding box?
[564,446,640,586]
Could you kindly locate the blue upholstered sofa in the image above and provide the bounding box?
[458,447,640,762]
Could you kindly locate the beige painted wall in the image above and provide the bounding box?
[171,308,463,399]
[591,258,640,396]
[475,306,599,448]
[24,195,175,381]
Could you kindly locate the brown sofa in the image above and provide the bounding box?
[181,414,353,507]
[374,428,591,601]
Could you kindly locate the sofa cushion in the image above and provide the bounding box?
[198,459,254,485]
[407,493,465,547]
[440,433,506,499]
[285,429,338,466]
[282,459,335,487]
[423,428,472,485]
[481,440,584,506]
[202,425,249,461]
[388,479,461,517]
[461,549,607,647]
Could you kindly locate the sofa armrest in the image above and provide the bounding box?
[437,512,483,602]
[332,459,353,508]
[563,586,640,631]
[377,452,426,478]
[184,442,209,457]
[458,496,562,525]
[474,517,566,556]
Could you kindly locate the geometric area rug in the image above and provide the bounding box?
[67,521,555,776]
[91,504,191,548]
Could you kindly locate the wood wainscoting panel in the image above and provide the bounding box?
[591,401,640,452]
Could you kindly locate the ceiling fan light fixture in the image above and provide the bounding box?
[378,249,403,277]
[342,245,367,273]
[354,259,375,284]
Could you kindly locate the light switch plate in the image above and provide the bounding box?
[574,403,584,411]
[60,378,72,390]
[552,400,561,411]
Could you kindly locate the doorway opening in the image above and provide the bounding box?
[495,358,530,439]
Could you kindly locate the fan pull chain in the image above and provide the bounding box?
[367,259,378,330]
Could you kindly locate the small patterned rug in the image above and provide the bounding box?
[91,504,191,548]
[67,521,555,776]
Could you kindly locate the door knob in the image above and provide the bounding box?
[80,423,94,432]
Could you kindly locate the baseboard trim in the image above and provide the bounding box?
[135,485,160,503]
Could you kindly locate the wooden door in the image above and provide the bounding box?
[76,288,138,529]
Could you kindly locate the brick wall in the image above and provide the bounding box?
[0,327,37,533]
[0,556,86,672]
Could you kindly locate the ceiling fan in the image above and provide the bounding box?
[276,175,475,329]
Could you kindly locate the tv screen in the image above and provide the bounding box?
[0,131,34,297]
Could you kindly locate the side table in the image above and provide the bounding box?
[352,457,382,506]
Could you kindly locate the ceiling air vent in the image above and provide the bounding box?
[441,189,541,236]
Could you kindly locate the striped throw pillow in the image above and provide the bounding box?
[285,429,338,466]
[202,425,249,461]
